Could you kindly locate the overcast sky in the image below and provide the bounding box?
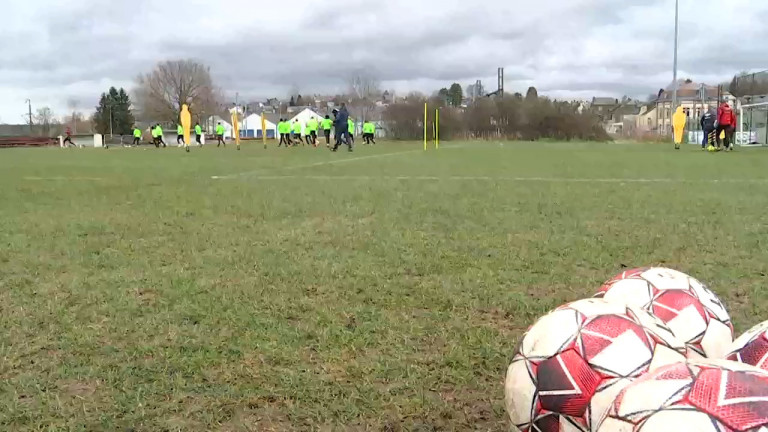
[1,0,766,122]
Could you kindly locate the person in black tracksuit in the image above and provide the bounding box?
[332,105,352,152]
[700,109,716,149]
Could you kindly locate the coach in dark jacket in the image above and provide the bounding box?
[700,108,716,149]
[332,105,352,152]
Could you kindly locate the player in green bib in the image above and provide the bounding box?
[194,122,203,146]
[363,121,376,145]
[321,115,333,147]
[292,120,301,145]
[277,119,287,147]
[307,117,319,147]
[215,122,225,147]
[347,118,355,145]
[132,126,142,147]
[177,124,185,147]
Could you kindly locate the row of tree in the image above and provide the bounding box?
[383,90,610,142]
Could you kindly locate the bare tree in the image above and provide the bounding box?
[134,59,222,124]
[66,98,79,133]
[347,69,381,121]
[34,107,59,136]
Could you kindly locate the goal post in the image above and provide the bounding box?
[739,101,768,146]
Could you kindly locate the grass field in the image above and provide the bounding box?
[2,140,768,431]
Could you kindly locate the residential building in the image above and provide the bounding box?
[590,97,643,134]
[648,80,736,134]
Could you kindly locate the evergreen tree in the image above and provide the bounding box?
[92,87,135,135]
[438,88,449,104]
[525,86,539,102]
[448,83,463,107]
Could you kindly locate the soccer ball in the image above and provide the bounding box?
[596,267,733,359]
[726,320,768,370]
[595,358,768,432]
[504,298,686,432]
[708,145,717,152]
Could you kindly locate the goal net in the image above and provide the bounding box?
[739,101,768,146]
[733,71,768,146]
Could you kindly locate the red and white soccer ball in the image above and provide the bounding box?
[504,298,686,432]
[596,359,768,432]
[596,267,733,359]
[726,320,768,370]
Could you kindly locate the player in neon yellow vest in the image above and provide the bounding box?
[321,115,333,147]
[194,122,203,146]
[132,126,142,147]
[363,121,376,145]
[176,124,184,147]
[307,117,319,147]
[292,120,301,145]
[215,122,225,147]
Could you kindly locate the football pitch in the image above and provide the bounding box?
[2,141,768,431]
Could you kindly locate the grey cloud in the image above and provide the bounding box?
[0,0,766,121]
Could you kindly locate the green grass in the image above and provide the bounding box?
[1,141,768,431]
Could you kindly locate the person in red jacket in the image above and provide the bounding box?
[63,126,76,147]
[716,102,737,151]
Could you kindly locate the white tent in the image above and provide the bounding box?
[288,108,325,135]
[241,114,278,139]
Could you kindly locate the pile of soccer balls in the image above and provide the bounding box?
[504,267,768,432]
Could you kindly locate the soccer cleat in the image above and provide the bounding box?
[185,147,190,153]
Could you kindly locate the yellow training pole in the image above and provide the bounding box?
[435,108,439,149]
[261,113,267,149]
[180,104,191,152]
[423,102,427,151]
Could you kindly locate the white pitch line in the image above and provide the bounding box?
[23,176,104,181]
[210,175,768,184]
[211,148,422,179]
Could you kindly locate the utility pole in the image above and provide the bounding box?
[671,0,679,119]
[25,99,32,134]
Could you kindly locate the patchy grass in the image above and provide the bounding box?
[1,141,768,431]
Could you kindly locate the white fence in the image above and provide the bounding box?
[687,131,762,146]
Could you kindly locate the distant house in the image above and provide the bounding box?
[590,97,643,134]
[590,97,620,122]
[636,104,658,132]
